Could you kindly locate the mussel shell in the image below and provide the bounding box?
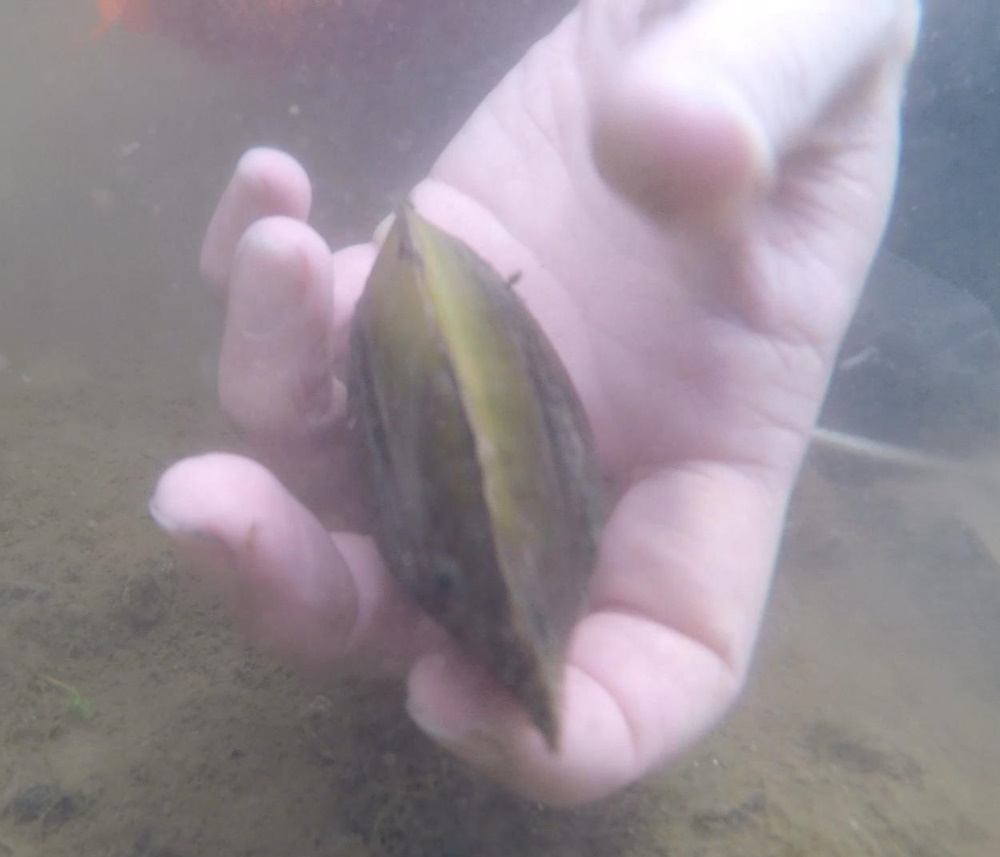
[348,206,603,748]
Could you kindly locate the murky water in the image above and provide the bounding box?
[1,3,997,856]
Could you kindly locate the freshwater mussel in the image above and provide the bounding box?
[348,206,603,748]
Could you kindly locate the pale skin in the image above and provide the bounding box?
[149,0,921,806]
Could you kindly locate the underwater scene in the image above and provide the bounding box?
[1,2,997,855]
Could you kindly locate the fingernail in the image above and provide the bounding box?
[407,695,474,745]
[405,651,477,738]
[148,498,235,576]
[405,651,517,771]
[408,698,510,772]
[233,229,308,339]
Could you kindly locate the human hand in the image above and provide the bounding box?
[150,0,920,806]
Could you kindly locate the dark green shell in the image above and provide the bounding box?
[348,206,603,748]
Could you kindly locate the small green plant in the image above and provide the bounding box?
[39,675,97,722]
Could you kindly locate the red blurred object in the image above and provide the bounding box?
[95,0,154,33]
[93,0,486,79]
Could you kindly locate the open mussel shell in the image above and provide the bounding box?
[348,206,603,748]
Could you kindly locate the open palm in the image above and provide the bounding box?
[152,0,918,805]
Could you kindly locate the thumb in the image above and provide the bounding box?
[583,0,918,220]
